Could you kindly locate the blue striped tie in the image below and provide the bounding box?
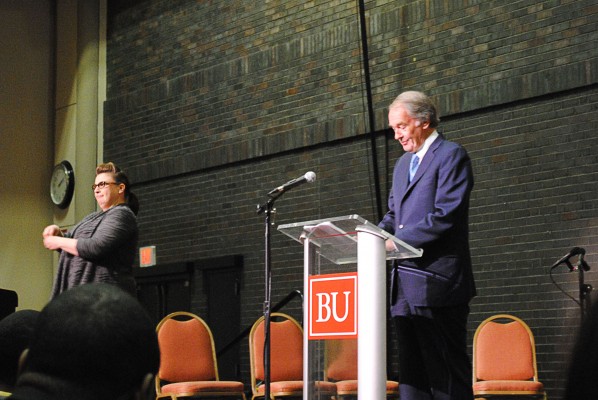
[409,155,419,182]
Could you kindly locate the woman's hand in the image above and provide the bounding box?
[42,229,79,256]
[43,235,62,251]
[43,224,62,238]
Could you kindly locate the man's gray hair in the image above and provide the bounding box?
[389,91,440,128]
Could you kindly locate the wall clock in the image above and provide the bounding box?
[50,160,75,209]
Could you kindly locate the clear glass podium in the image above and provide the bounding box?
[278,214,422,399]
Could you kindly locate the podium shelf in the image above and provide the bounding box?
[278,214,422,264]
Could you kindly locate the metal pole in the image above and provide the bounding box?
[303,237,317,400]
[257,198,276,400]
[357,226,386,400]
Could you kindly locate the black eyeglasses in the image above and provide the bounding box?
[92,181,119,190]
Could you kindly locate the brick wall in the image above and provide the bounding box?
[105,0,598,397]
[442,87,598,397]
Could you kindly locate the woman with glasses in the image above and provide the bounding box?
[42,162,139,299]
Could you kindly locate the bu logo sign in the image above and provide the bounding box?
[315,291,351,322]
[308,272,357,340]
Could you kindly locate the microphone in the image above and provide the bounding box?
[551,247,586,269]
[268,171,316,196]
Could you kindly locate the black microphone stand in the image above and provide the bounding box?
[256,191,283,400]
[550,249,593,322]
[576,253,592,321]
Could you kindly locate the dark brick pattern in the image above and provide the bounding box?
[105,1,598,397]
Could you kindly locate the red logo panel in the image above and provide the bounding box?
[308,272,357,340]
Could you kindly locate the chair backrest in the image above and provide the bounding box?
[473,314,538,382]
[325,338,358,381]
[156,311,219,383]
[249,312,303,386]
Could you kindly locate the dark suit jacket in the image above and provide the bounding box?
[378,134,476,315]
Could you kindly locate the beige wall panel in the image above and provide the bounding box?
[74,0,100,220]
[53,105,78,227]
[0,0,55,310]
[56,0,78,110]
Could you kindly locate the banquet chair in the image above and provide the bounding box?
[472,314,546,399]
[324,338,399,399]
[155,311,246,399]
[248,312,336,399]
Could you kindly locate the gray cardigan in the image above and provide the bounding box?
[51,204,138,299]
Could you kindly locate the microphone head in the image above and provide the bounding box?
[571,247,586,256]
[304,171,316,183]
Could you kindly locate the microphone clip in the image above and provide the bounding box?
[577,252,591,272]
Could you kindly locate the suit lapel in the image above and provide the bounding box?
[397,155,411,193]
[401,134,445,198]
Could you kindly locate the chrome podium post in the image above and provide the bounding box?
[303,235,317,400]
[357,226,387,400]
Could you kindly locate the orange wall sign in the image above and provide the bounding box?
[139,245,156,267]
[308,272,357,340]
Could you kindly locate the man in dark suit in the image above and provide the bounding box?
[378,91,476,400]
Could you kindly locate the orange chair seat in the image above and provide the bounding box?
[473,379,545,393]
[255,380,337,396]
[335,379,399,394]
[162,380,246,395]
[335,380,357,393]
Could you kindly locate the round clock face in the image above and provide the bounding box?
[50,161,75,209]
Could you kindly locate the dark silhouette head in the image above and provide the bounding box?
[17,283,159,399]
[0,309,39,390]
